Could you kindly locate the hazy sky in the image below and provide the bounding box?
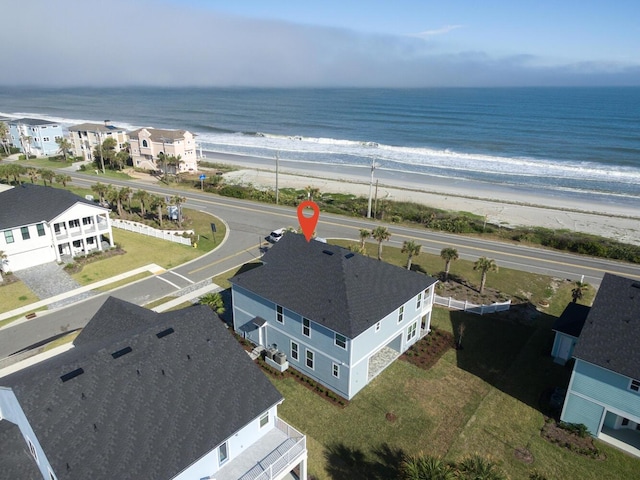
[2,0,639,87]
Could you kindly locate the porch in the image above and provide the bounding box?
[216,418,307,480]
[600,425,640,458]
[368,333,402,382]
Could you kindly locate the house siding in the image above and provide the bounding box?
[550,331,578,365]
[562,393,604,435]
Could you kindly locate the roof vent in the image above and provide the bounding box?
[322,250,334,256]
[111,346,132,359]
[345,253,355,259]
[156,327,175,339]
[61,368,84,383]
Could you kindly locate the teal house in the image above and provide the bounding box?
[550,302,589,365]
[561,273,640,456]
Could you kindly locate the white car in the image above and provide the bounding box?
[268,228,285,243]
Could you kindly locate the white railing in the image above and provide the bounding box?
[434,295,511,315]
[239,419,306,480]
[111,219,193,246]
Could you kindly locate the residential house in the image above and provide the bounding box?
[550,302,589,365]
[230,233,438,400]
[0,184,113,273]
[561,273,640,455]
[67,122,129,162]
[8,118,64,157]
[0,297,307,480]
[128,127,198,173]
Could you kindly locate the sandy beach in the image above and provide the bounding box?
[200,150,640,246]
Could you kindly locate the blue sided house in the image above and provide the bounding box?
[230,233,438,400]
[561,273,640,456]
[550,302,590,365]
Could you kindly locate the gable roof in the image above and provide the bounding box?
[68,123,126,133]
[128,127,193,142]
[552,302,590,338]
[0,298,283,480]
[230,233,437,338]
[0,184,103,230]
[573,273,640,379]
[0,421,42,480]
[9,118,58,127]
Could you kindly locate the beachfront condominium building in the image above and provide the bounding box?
[8,118,63,157]
[128,127,198,173]
[68,122,129,162]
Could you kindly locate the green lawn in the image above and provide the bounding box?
[0,278,40,314]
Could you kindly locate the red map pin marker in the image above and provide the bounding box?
[297,200,320,242]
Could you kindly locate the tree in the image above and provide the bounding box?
[440,248,459,282]
[55,136,73,162]
[400,454,455,480]
[571,281,589,303]
[133,189,151,217]
[474,256,498,294]
[150,195,166,227]
[304,185,320,200]
[20,133,33,157]
[200,292,226,315]
[94,137,117,172]
[54,174,72,187]
[371,226,391,260]
[0,121,10,155]
[167,154,184,180]
[457,455,506,480]
[119,186,132,213]
[348,243,367,255]
[91,182,109,205]
[27,168,39,184]
[40,169,55,187]
[401,240,421,270]
[0,250,7,280]
[359,228,370,249]
[171,195,186,227]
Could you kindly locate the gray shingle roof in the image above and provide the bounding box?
[128,128,193,142]
[552,302,590,338]
[230,233,437,338]
[0,421,42,480]
[68,123,125,133]
[0,184,104,230]
[573,273,640,379]
[8,118,58,126]
[0,298,283,480]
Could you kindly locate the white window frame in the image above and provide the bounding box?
[303,318,310,337]
[259,412,269,428]
[335,332,347,349]
[416,292,422,309]
[21,226,30,240]
[407,322,417,342]
[37,223,46,236]
[219,441,229,465]
[332,362,340,378]
[398,305,404,323]
[306,349,315,370]
[375,321,381,332]
[3,230,14,244]
[629,379,640,392]
[291,341,299,361]
[276,304,284,323]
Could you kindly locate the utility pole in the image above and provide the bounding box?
[367,157,376,218]
[275,151,280,205]
[97,131,105,174]
[373,179,379,219]
[160,137,169,183]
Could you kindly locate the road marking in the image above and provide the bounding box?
[155,276,181,289]
[167,270,195,284]
[188,244,263,275]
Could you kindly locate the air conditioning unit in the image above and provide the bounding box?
[274,351,287,365]
[265,348,277,360]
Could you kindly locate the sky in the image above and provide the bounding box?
[2,0,639,87]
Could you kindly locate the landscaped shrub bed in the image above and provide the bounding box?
[400,327,455,370]
[541,418,605,460]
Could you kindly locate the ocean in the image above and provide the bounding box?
[1,87,639,206]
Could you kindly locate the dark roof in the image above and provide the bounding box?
[230,233,437,338]
[68,123,125,133]
[573,273,640,379]
[0,421,42,480]
[9,118,58,126]
[0,298,283,480]
[552,302,590,338]
[0,184,103,230]
[128,127,193,141]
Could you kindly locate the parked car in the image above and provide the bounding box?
[268,228,285,243]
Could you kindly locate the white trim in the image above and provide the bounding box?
[290,340,299,361]
[268,323,344,364]
[332,362,340,379]
[305,348,315,370]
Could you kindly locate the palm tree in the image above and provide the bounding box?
[371,226,391,260]
[200,292,226,315]
[347,243,366,255]
[0,121,10,155]
[571,281,589,303]
[150,195,166,227]
[171,195,186,227]
[91,182,109,205]
[440,247,459,282]
[55,136,73,162]
[359,228,370,249]
[20,133,33,158]
[304,185,320,200]
[400,454,455,480]
[457,455,506,480]
[0,250,7,281]
[474,256,498,294]
[401,240,421,270]
[133,189,151,217]
[40,169,55,187]
[55,174,72,187]
[27,168,39,184]
[7,163,26,183]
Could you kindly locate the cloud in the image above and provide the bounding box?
[0,1,637,87]
[413,24,464,38]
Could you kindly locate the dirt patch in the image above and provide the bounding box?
[541,419,606,460]
[514,447,534,464]
[0,274,19,287]
[436,274,511,306]
[400,328,456,370]
[385,412,397,423]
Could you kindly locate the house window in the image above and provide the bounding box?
[218,442,228,465]
[303,318,310,337]
[82,217,93,225]
[4,230,14,244]
[407,322,417,342]
[21,226,30,240]
[28,438,38,462]
[332,363,340,378]
[69,219,80,228]
[335,333,347,349]
[37,223,46,236]
[276,305,283,323]
[291,341,299,361]
[260,412,269,428]
[306,349,314,369]
[398,305,404,323]
[43,137,50,142]
[629,379,640,392]
[375,322,381,332]
[417,292,422,309]
[142,139,148,147]
[622,417,630,426]
[54,223,61,234]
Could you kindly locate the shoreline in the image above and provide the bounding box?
[198,150,640,245]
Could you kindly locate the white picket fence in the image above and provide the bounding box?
[111,219,193,246]
[434,295,511,315]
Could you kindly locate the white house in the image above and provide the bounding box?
[8,118,64,157]
[67,122,129,162]
[0,297,308,480]
[231,233,438,400]
[0,184,114,273]
[128,127,198,173]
